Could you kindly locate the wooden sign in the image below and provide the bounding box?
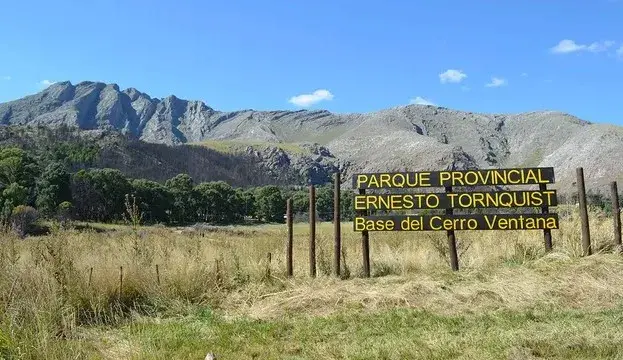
[353,167,558,233]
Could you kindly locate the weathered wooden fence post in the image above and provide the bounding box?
[309,185,317,278]
[286,198,294,277]
[266,252,272,278]
[156,264,161,286]
[118,266,123,301]
[577,167,591,256]
[445,186,459,271]
[215,258,223,286]
[611,181,622,252]
[334,172,341,277]
[359,188,371,278]
[540,183,553,252]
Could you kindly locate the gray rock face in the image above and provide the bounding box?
[1,81,622,192]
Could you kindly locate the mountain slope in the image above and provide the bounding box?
[1,80,621,193]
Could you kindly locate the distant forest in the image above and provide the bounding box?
[0,125,354,233]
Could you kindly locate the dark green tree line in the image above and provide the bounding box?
[0,143,358,229]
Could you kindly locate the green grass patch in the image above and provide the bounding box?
[191,140,308,155]
[101,306,623,360]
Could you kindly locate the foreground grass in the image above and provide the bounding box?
[2,206,623,359]
[91,306,623,360]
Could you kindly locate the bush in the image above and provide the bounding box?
[57,201,73,227]
[11,205,39,238]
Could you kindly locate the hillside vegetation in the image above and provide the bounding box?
[0,131,355,233]
[1,207,623,359]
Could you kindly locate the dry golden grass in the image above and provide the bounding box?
[1,205,623,359]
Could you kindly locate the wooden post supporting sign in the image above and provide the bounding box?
[445,186,459,271]
[286,198,293,277]
[333,172,342,277]
[611,181,622,252]
[359,188,371,278]
[309,185,317,278]
[577,167,591,256]
[540,183,553,252]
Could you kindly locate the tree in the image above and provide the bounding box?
[165,174,197,224]
[236,188,256,218]
[0,147,39,205]
[255,186,286,223]
[35,162,71,217]
[70,168,131,221]
[316,185,334,221]
[291,189,310,214]
[1,182,29,226]
[340,191,355,221]
[131,179,173,224]
[0,147,39,187]
[194,181,242,224]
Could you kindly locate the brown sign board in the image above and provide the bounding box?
[353,214,560,232]
[352,167,558,232]
[354,190,557,211]
[352,167,555,189]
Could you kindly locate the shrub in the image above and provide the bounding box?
[57,201,73,227]
[11,205,39,238]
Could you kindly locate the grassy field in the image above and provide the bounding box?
[2,206,623,359]
[189,140,307,155]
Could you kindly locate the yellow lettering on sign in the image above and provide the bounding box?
[354,196,366,210]
[354,217,366,231]
[354,217,396,231]
[538,169,550,183]
[426,194,440,208]
[530,192,543,207]
[405,173,419,187]
[524,169,538,184]
[356,175,368,188]
[493,170,507,184]
[392,174,405,188]
[419,172,431,186]
[464,171,479,186]
[547,217,558,229]
[401,216,424,230]
[507,170,521,184]
[369,176,380,188]
[452,172,464,186]
[379,173,391,188]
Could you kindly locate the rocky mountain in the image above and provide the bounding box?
[1,80,622,193]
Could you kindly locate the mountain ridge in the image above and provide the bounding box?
[1,80,621,193]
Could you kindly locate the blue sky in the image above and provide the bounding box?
[0,0,622,124]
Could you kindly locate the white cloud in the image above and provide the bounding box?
[551,39,585,53]
[550,39,616,54]
[409,96,436,106]
[39,79,57,88]
[617,45,623,57]
[587,40,615,52]
[2,76,10,81]
[439,69,467,84]
[485,77,507,88]
[521,72,528,77]
[288,89,334,107]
